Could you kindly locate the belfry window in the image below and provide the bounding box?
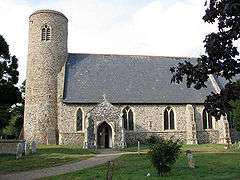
[76,108,83,131]
[164,107,175,130]
[41,25,51,41]
[202,109,213,129]
[122,106,134,130]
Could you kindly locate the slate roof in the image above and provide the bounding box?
[63,53,217,104]
[215,75,240,89]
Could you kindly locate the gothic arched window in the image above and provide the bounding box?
[128,109,134,130]
[164,109,168,130]
[76,108,83,131]
[122,106,134,130]
[170,109,175,129]
[41,25,51,41]
[164,107,175,130]
[202,109,213,129]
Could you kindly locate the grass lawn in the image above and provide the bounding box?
[42,144,240,180]
[122,143,238,153]
[182,143,238,152]
[0,145,96,174]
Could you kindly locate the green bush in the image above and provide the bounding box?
[147,135,159,145]
[149,137,182,176]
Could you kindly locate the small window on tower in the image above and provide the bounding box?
[46,27,51,40]
[41,28,46,41]
[41,25,51,41]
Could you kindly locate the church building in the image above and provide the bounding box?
[24,10,238,148]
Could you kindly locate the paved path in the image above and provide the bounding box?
[0,153,122,180]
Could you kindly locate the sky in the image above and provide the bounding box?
[0,0,218,83]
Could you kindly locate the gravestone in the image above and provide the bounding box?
[138,141,140,155]
[24,142,29,155]
[31,141,37,153]
[106,161,113,180]
[16,143,23,160]
[186,150,195,168]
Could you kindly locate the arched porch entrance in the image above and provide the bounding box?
[97,122,112,148]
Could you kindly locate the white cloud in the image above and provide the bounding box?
[0,0,223,83]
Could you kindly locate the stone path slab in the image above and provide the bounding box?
[0,154,121,180]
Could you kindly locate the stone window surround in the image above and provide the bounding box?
[41,24,51,41]
[121,106,135,131]
[75,108,84,133]
[201,108,215,130]
[162,106,177,131]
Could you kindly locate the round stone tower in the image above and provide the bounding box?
[24,10,68,144]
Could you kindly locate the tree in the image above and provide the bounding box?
[2,81,25,138]
[0,35,21,137]
[149,137,182,176]
[230,99,240,131]
[2,105,24,138]
[0,108,11,137]
[170,0,240,120]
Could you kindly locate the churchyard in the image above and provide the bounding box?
[42,144,240,180]
[43,152,240,180]
[0,143,239,179]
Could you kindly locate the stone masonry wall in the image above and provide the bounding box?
[59,133,84,145]
[57,65,94,145]
[120,104,187,145]
[0,140,25,154]
[196,130,219,144]
[24,10,68,144]
[57,83,222,146]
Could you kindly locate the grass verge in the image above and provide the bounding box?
[0,144,95,174]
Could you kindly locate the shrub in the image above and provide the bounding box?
[147,135,159,145]
[149,138,182,176]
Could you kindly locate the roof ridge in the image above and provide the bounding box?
[68,52,196,60]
